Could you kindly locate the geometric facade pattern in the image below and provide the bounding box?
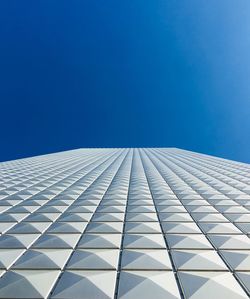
[0,148,250,298]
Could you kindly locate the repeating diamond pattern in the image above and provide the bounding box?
[0,148,250,298]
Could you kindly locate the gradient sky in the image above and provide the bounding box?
[1,0,250,163]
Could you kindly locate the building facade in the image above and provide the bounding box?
[0,148,250,298]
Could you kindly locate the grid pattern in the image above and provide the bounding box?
[0,148,250,298]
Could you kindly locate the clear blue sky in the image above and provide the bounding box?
[1,0,250,163]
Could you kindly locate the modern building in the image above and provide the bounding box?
[0,148,250,299]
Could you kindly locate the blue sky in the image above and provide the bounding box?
[1,0,250,163]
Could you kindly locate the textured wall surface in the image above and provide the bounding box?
[0,148,250,298]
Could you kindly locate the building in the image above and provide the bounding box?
[0,148,250,299]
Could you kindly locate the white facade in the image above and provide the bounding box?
[0,148,250,298]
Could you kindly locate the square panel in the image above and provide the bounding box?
[32,234,81,249]
[125,222,162,234]
[220,250,250,271]
[121,249,172,270]
[123,234,166,249]
[162,222,202,234]
[171,250,227,270]
[12,249,72,269]
[77,233,122,249]
[117,271,180,299]
[50,270,117,299]
[67,249,119,269]
[165,234,213,249]
[0,270,60,298]
[178,271,248,299]
[85,222,123,233]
